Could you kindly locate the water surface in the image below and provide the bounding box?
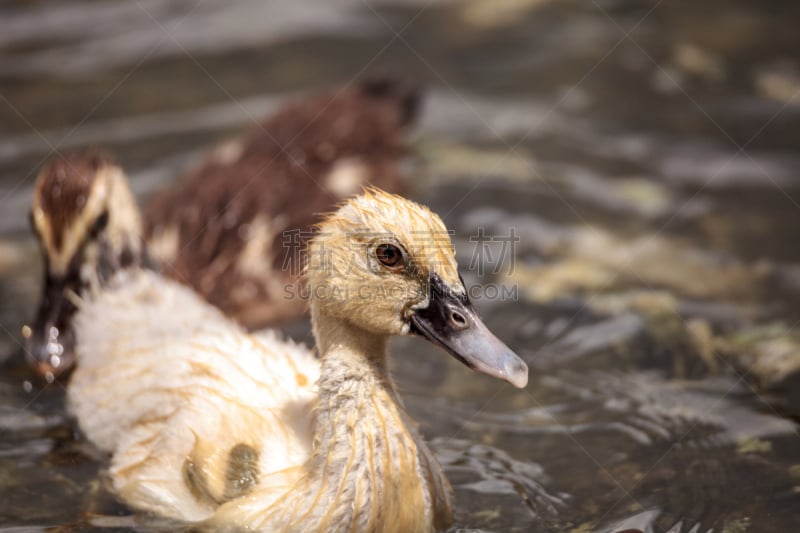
[1,1,799,531]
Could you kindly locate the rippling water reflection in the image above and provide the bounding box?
[1,0,799,531]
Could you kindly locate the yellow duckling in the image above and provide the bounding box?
[38,156,527,532]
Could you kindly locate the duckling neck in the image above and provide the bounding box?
[305,313,453,532]
[314,314,391,374]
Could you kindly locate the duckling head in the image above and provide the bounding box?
[307,188,528,388]
[25,150,145,378]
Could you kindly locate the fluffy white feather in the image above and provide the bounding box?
[68,270,319,521]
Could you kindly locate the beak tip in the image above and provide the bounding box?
[507,361,529,389]
[511,376,528,389]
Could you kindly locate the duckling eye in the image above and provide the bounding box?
[375,243,404,270]
[90,210,109,238]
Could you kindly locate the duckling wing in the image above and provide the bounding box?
[68,270,319,521]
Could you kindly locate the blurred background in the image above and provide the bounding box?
[1,0,799,531]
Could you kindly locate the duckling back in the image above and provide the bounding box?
[144,78,420,328]
[68,269,319,521]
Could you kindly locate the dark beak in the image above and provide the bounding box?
[409,274,528,388]
[23,273,77,379]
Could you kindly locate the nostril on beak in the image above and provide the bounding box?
[449,310,468,329]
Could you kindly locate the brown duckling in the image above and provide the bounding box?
[24,78,419,378]
[24,151,150,377]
